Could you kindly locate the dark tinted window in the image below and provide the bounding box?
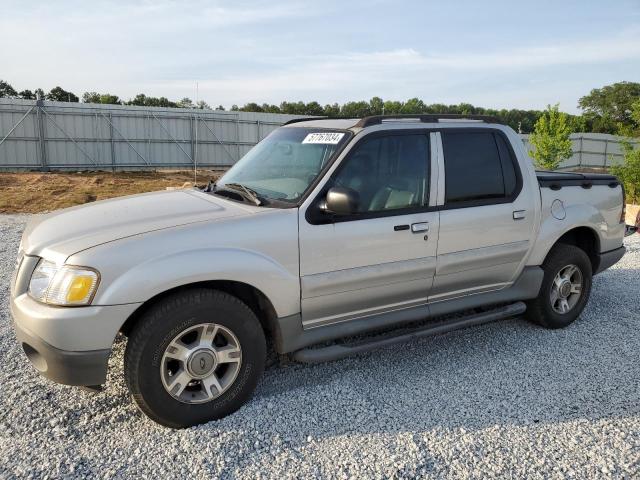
[332,134,429,213]
[443,132,508,204]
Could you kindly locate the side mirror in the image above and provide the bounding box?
[324,187,359,215]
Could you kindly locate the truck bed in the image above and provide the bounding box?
[536,171,619,189]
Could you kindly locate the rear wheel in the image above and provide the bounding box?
[124,288,266,428]
[525,243,592,329]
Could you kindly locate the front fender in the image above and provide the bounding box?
[91,247,300,318]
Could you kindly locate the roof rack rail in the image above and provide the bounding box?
[354,114,502,128]
[283,116,328,126]
[282,114,503,128]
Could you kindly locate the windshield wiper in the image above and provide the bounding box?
[216,183,263,206]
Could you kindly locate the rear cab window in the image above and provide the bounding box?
[442,130,520,207]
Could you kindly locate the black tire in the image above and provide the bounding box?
[124,288,266,428]
[525,243,593,329]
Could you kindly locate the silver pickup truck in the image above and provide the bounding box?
[11,115,628,428]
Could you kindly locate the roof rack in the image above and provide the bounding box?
[283,116,328,125]
[282,114,503,128]
[354,114,501,128]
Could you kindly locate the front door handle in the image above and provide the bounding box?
[411,222,429,233]
[513,210,526,220]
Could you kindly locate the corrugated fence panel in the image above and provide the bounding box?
[0,105,40,167]
[4,98,637,172]
[0,99,307,170]
[521,133,638,170]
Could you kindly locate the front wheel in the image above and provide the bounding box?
[124,289,266,428]
[525,243,593,329]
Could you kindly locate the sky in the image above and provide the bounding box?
[1,0,639,113]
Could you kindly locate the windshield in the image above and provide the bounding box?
[215,127,351,206]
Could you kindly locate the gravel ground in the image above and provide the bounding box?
[1,214,639,479]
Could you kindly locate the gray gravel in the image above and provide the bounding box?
[1,213,639,479]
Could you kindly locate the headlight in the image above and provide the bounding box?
[28,260,100,306]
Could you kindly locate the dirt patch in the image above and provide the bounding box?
[0,170,222,214]
[2,171,638,222]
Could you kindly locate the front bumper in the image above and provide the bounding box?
[10,293,141,386]
[14,321,111,386]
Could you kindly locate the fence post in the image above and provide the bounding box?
[36,99,48,171]
[93,113,100,167]
[235,116,240,162]
[109,113,116,172]
[190,115,195,163]
[603,139,608,168]
[578,135,583,168]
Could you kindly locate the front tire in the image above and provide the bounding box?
[525,243,593,329]
[124,288,266,428]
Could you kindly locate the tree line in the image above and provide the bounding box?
[0,79,638,136]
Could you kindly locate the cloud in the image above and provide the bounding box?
[0,1,638,112]
[157,28,640,108]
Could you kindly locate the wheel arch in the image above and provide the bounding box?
[544,226,601,272]
[120,280,281,346]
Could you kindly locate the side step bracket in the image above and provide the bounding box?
[292,302,526,364]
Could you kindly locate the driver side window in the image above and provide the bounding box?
[332,133,430,214]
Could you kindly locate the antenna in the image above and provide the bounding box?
[194,81,198,185]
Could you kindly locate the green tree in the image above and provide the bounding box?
[83,91,121,104]
[578,81,640,134]
[369,96,384,115]
[528,104,573,170]
[18,89,36,100]
[323,103,340,117]
[340,101,371,117]
[279,101,308,115]
[612,141,640,204]
[0,80,18,98]
[127,93,177,108]
[240,102,264,112]
[303,101,324,116]
[215,105,226,111]
[82,91,100,103]
[46,86,79,102]
[260,103,281,113]
[400,97,426,114]
[611,99,640,203]
[383,100,403,115]
[176,97,195,108]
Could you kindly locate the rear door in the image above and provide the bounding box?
[430,129,536,302]
[298,130,440,328]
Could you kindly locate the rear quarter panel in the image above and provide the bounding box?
[527,183,625,266]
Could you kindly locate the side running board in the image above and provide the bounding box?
[292,302,527,364]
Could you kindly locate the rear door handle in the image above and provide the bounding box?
[411,222,429,233]
[513,210,526,220]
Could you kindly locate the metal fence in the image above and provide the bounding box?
[0,98,637,171]
[0,99,306,171]
[521,133,638,170]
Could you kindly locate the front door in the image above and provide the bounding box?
[298,130,439,328]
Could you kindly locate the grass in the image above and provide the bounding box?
[0,170,221,214]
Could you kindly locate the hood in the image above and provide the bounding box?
[22,189,255,260]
